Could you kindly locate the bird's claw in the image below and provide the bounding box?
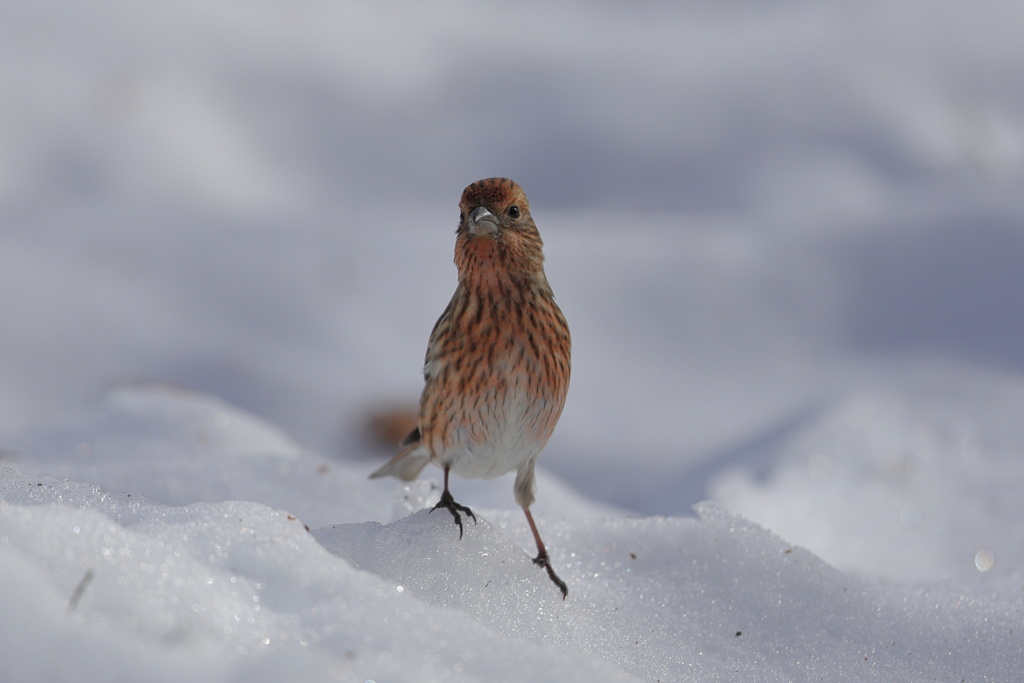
[533,551,569,599]
[430,489,476,540]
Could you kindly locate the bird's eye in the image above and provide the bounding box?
[507,205,521,219]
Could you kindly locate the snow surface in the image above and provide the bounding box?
[3,387,1022,682]
[2,0,1024,680]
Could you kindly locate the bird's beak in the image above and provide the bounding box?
[468,206,499,236]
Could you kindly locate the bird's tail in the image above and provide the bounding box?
[369,439,431,481]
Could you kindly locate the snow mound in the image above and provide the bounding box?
[2,387,1021,682]
[6,384,389,529]
[317,502,1023,682]
[712,370,1024,583]
[0,469,632,683]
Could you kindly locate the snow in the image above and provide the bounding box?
[712,370,1024,584]
[4,388,1022,682]
[3,0,1024,680]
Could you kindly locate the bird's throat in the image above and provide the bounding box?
[456,234,544,294]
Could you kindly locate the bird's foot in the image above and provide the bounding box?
[430,489,476,540]
[533,551,568,599]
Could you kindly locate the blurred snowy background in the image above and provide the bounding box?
[2,1,1024,680]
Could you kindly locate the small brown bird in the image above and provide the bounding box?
[371,177,571,598]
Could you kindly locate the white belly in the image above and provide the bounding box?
[438,391,544,480]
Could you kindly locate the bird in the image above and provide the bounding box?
[370,177,572,598]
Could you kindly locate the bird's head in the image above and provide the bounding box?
[454,178,546,286]
[458,177,537,240]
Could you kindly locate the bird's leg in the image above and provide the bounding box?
[430,465,476,539]
[523,505,568,599]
